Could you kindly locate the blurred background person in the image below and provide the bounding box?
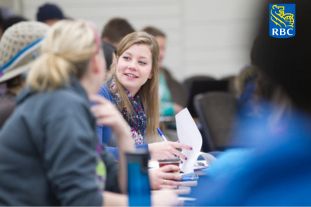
[142,26,187,117]
[0,21,49,128]
[0,8,27,95]
[101,17,135,70]
[190,0,311,205]
[36,3,66,26]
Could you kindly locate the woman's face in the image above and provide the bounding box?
[116,44,152,96]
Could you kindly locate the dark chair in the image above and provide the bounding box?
[194,92,237,152]
[183,75,228,117]
[220,75,237,95]
[183,75,216,94]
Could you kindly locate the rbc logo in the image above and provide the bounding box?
[269,4,295,38]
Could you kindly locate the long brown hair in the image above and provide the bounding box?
[111,31,160,142]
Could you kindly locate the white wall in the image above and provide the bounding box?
[0,0,22,15]
[8,0,262,80]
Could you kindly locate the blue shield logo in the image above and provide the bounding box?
[269,4,295,38]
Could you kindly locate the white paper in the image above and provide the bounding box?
[175,108,202,173]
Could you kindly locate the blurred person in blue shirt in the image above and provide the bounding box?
[190,0,311,205]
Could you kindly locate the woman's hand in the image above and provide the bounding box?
[90,94,134,193]
[148,141,192,160]
[149,165,181,190]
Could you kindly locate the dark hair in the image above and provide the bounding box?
[252,0,311,111]
[2,15,28,32]
[36,3,65,22]
[102,42,115,70]
[6,75,24,90]
[142,26,166,38]
[101,17,135,45]
[0,10,3,28]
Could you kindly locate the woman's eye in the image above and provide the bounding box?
[122,56,130,61]
[138,61,147,65]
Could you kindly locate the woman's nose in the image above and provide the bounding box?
[127,60,137,70]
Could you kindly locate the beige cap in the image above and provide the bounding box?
[0,21,49,83]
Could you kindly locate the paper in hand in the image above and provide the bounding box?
[175,108,202,173]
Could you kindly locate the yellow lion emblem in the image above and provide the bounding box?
[271,4,294,28]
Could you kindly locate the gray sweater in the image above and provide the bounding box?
[0,79,104,206]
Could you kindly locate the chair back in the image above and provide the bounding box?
[183,75,228,117]
[194,92,237,151]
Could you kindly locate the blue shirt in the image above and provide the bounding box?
[190,106,311,205]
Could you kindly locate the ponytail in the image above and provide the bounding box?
[27,53,75,91]
[26,20,97,91]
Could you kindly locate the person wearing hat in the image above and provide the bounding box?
[0,21,49,128]
[36,3,65,26]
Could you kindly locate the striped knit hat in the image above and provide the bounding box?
[0,21,49,83]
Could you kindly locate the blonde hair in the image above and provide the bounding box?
[27,20,99,91]
[111,31,160,142]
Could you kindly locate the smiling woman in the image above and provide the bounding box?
[98,31,160,144]
[97,31,192,161]
[116,44,153,97]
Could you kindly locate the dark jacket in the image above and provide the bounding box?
[0,92,15,128]
[0,78,103,206]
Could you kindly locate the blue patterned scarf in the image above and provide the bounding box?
[107,78,147,144]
